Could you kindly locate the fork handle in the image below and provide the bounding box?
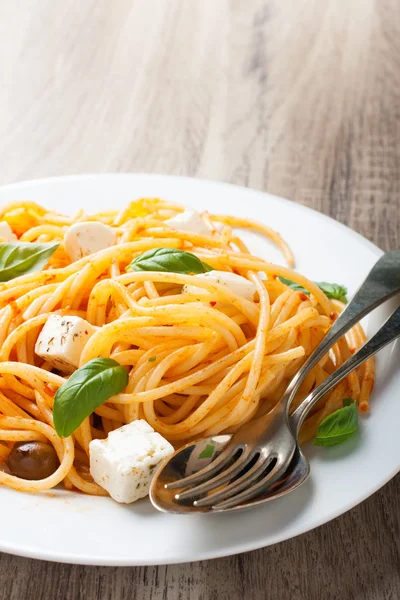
[281,249,400,411]
[290,305,400,434]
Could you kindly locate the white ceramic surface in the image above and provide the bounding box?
[0,174,398,566]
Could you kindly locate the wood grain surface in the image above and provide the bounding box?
[0,0,399,598]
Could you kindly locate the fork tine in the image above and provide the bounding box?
[165,444,241,489]
[193,454,275,508]
[209,458,286,510]
[175,449,253,501]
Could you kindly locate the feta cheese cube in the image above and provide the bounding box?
[89,420,174,503]
[183,270,257,301]
[0,221,17,241]
[35,314,96,373]
[64,221,116,262]
[165,209,211,236]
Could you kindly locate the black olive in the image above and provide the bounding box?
[92,412,103,429]
[7,441,60,480]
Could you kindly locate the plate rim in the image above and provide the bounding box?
[0,173,397,567]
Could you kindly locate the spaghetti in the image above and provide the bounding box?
[0,199,373,496]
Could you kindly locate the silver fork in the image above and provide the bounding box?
[165,249,400,508]
[150,304,400,513]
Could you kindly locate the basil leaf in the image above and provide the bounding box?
[316,282,348,303]
[314,399,358,446]
[0,242,59,282]
[278,277,348,303]
[53,358,129,437]
[198,442,216,459]
[126,248,213,274]
[278,277,309,294]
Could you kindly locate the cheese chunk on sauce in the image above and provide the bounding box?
[0,221,17,241]
[89,420,174,503]
[34,314,96,373]
[183,270,257,301]
[64,222,116,261]
[165,209,211,236]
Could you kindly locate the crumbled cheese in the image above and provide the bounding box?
[89,420,174,503]
[64,221,116,261]
[183,270,257,301]
[0,221,17,241]
[34,314,96,373]
[165,209,212,236]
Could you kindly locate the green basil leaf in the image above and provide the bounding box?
[198,442,216,459]
[278,277,309,294]
[0,242,59,282]
[314,399,358,446]
[316,282,348,303]
[278,277,348,303]
[53,358,129,437]
[126,248,213,274]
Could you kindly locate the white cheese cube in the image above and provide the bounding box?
[89,420,174,503]
[0,221,17,241]
[64,221,116,261]
[34,314,96,373]
[165,209,211,236]
[183,270,257,301]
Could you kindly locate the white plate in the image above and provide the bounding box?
[0,174,398,566]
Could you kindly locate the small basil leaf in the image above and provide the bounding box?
[126,248,213,274]
[53,358,129,437]
[277,277,348,303]
[278,277,309,294]
[0,242,59,282]
[314,399,358,446]
[316,282,348,303]
[198,442,216,459]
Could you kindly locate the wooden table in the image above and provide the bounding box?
[0,1,399,598]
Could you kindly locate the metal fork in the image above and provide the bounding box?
[165,249,400,508]
[150,304,400,513]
